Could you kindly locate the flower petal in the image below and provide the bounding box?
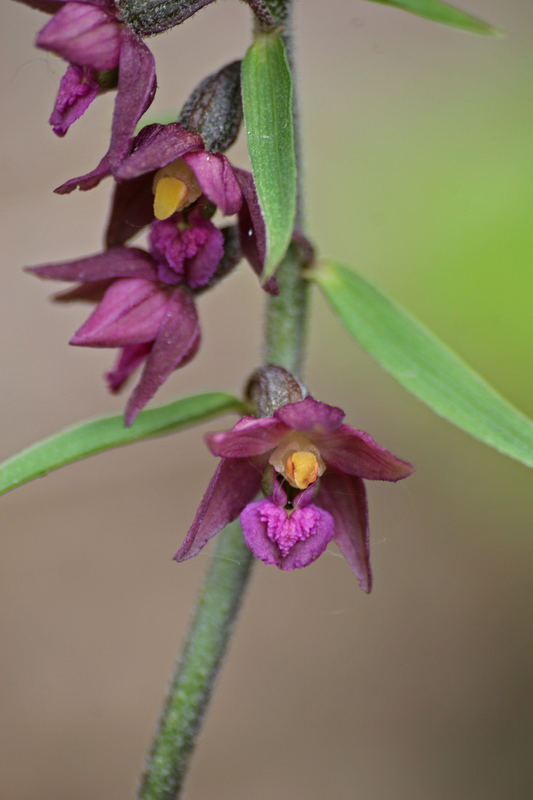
[53,279,113,303]
[124,288,200,424]
[241,497,334,570]
[115,123,203,181]
[183,151,242,216]
[107,28,157,172]
[240,499,283,566]
[174,458,263,561]
[184,212,224,288]
[149,219,187,278]
[53,31,156,193]
[233,167,279,293]
[282,507,334,570]
[54,153,110,194]
[317,470,371,593]
[49,64,99,136]
[234,167,265,274]
[105,342,152,393]
[36,2,121,71]
[70,278,168,347]
[206,416,288,458]
[271,476,288,507]
[26,248,158,282]
[292,482,318,509]
[274,396,344,434]
[105,173,155,247]
[318,425,414,481]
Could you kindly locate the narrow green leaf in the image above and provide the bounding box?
[364,0,497,35]
[241,32,296,282]
[312,261,533,468]
[0,393,246,497]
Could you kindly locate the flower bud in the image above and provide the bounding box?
[118,0,216,37]
[245,365,306,418]
[178,61,243,153]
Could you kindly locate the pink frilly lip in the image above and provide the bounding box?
[241,480,335,571]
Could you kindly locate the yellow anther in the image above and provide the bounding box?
[285,451,319,490]
[153,176,188,221]
[152,159,202,220]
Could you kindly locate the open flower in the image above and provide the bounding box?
[27,212,240,424]
[56,122,270,283]
[18,0,156,156]
[174,396,413,591]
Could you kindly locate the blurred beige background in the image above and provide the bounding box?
[1,1,532,798]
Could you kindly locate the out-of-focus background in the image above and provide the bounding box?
[1,1,532,798]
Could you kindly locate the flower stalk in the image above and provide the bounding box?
[137,0,309,795]
[264,241,308,375]
[137,521,253,800]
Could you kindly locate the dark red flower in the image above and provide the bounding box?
[17,0,156,157]
[26,212,241,424]
[175,397,413,591]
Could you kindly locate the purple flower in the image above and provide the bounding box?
[56,122,270,282]
[174,397,414,591]
[26,210,239,424]
[18,0,156,153]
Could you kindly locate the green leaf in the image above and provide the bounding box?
[241,32,296,282]
[312,261,533,468]
[363,0,497,34]
[0,393,246,497]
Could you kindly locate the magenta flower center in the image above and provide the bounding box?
[259,503,324,558]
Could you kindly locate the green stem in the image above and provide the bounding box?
[263,0,308,376]
[136,1,306,796]
[264,242,308,375]
[137,522,253,799]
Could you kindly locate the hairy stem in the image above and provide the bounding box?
[136,1,306,796]
[137,522,253,799]
[264,242,308,374]
[244,0,277,30]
